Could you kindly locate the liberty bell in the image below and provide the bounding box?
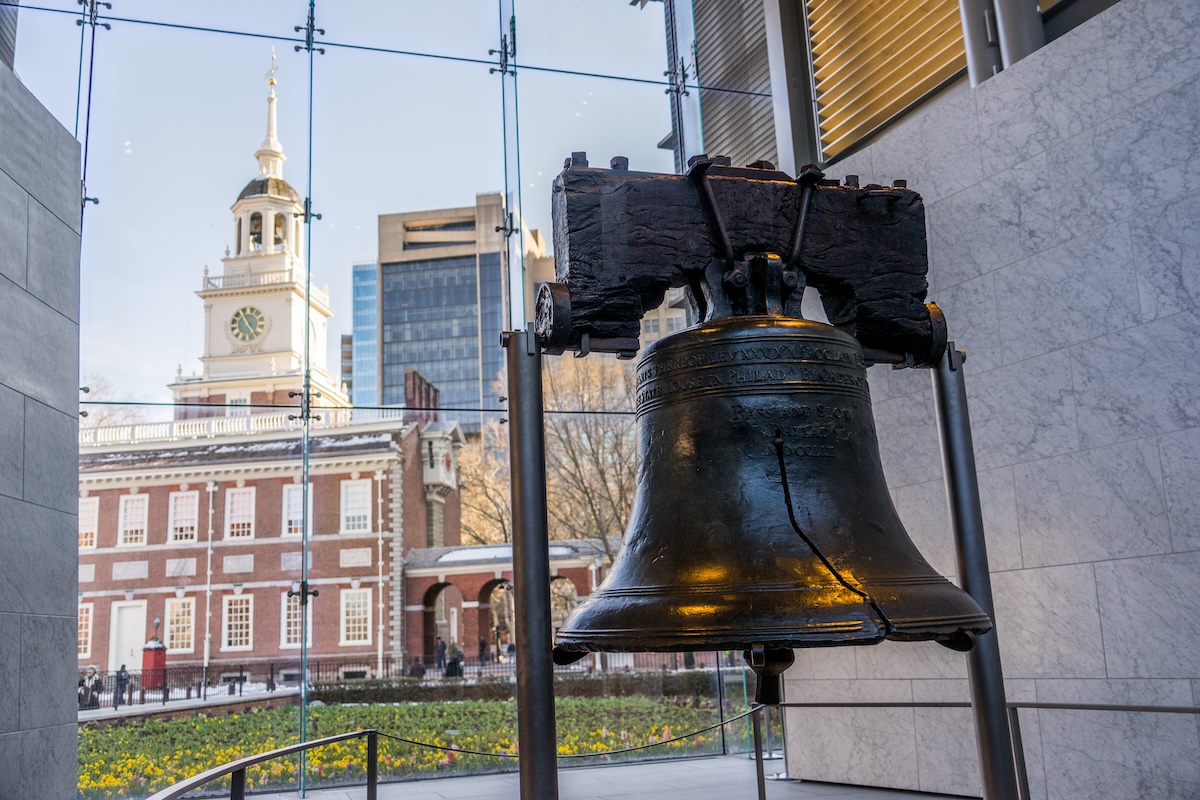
[536,154,993,694]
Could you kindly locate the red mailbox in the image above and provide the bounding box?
[141,639,167,689]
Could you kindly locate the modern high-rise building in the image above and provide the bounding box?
[371,195,546,433]
[350,261,378,408]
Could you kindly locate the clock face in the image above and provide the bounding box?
[230,306,266,342]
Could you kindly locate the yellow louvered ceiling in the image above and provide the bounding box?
[808,0,967,158]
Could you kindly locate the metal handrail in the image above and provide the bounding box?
[775,699,1199,800]
[144,729,378,800]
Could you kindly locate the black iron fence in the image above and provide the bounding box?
[77,650,748,712]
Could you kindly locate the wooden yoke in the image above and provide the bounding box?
[534,152,946,366]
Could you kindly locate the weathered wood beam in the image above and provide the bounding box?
[540,154,939,362]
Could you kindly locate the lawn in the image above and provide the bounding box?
[78,697,726,798]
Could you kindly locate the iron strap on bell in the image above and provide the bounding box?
[535,153,992,698]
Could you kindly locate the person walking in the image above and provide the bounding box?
[115,664,130,708]
[478,636,488,665]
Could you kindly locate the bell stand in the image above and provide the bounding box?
[502,324,1022,800]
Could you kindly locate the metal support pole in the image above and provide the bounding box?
[366,731,379,800]
[504,325,559,800]
[1007,707,1031,800]
[716,655,728,755]
[992,0,1044,68]
[751,707,768,800]
[932,344,1020,800]
[957,0,1004,85]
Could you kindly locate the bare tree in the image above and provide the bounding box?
[456,355,638,554]
[457,419,513,545]
[79,374,148,428]
[541,354,637,558]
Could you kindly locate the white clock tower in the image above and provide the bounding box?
[171,68,348,416]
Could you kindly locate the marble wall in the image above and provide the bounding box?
[0,63,81,798]
[781,0,1200,797]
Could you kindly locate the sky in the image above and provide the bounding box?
[11,0,676,411]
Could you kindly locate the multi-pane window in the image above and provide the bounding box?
[78,496,99,549]
[340,588,372,645]
[222,595,253,651]
[280,591,312,648]
[225,487,256,539]
[340,480,371,533]
[281,483,311,537]
[118,494,149,546]
[78,603,93,658]
[164,597,195,653]
[168,491,199,542]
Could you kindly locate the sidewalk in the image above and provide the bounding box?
[253,756,960,800]
[78,685,299,723]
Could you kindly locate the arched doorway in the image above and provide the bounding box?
[549,576,578,642]
[421,582,464,664]
[485,581,516,662]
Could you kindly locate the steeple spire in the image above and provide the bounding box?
[255,49,286,178]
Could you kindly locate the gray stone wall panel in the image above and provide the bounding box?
[22,398,77,513]
[1014,439,1169,566]
[927,153,1063,289]
[0,168,27,287]
[1047,73,1200,240]
[1130,199,1200,322]
[18,614,76,730]
[975,17,1113,178]
[0,67,80,232]
[0,383,22,500]
[0,277,78,413]
[0,724,78,800]
[965,350,1080,471]
[1095,552,1200,678]
[27,199,79,322]
[1103,0,1200,105]
[991,563,1106,679]
[994,222,1139,365]
[1160,426,1200,553]
[0,495,76,618]
[0,612,18,734]
[1069,309,1200,448]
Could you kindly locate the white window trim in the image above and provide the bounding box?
[164,597,195,654]
[78,496,99,550]
[281,483,313,538]
[279,591,313,649]
[117,494,149,547]
[224,487,256,540]
[339,479,372,534]
[339,588,372,646]
[221,594,254,652]
[167,490,200,543]
[78,603,94,659]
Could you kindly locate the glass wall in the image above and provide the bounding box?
[5,1,778,796]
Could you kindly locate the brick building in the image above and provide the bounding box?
[77,410,463,680]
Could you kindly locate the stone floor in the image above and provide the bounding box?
[254,756,964,800]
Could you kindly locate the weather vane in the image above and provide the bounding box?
[264,47,278,86]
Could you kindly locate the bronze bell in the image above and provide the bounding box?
[553,315,992,664]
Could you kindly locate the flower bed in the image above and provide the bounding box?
[78,697,725,798]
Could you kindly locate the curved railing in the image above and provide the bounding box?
[144,729,380,800]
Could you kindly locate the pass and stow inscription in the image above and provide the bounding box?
[636,345,866,407]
